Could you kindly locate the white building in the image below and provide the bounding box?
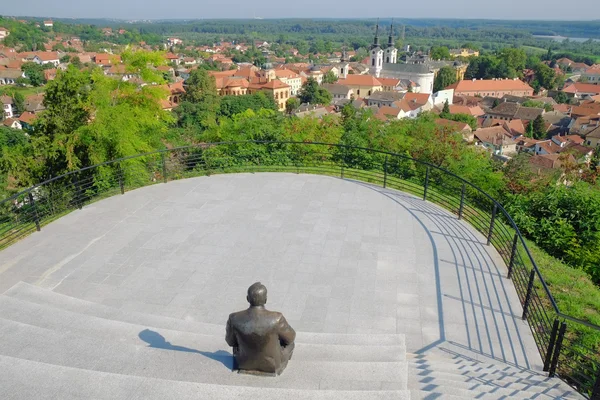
[0,27,9,40]
[432,89,454,106]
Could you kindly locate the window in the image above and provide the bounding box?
[386,57,389,63]
[357,89,360,95]
[372,59,375,66]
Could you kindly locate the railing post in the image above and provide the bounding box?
[383,156,388,188]
[118,164,125,195]
[73,174,83,210]
[487,203,498,246]
[543,319,560,372]
[205,150,212,176]
[522,268,536,320]
[28,192,41,232]
[161,152,167,183]
[548,321,567,377]
[507,233,519,279]
[592,369,600,400]
[458,183,466,220]
[423,166,430,201]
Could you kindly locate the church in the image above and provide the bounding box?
[368,22,436,94]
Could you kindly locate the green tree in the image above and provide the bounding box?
[285,98,300,115]
[322,70,338,84]
[297,77,332,105]
[433,66,457,92]
[533,63,556,91]
[21,62,46,87]
[183,68,220,110]
[60,55,71,64]
[527,114,547,140]
[442,100,450,114]
[554,91,569,104]
[12,92,25,116]
[430,46,451,60]
[218,92,277,118]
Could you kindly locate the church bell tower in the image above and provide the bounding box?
[369,20,384,77]
[385,21,398,64]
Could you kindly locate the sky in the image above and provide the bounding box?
[2,0,599,20]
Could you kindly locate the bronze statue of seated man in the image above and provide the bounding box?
[226,282,296,376]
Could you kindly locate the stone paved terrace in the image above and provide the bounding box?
[0,173,581,399]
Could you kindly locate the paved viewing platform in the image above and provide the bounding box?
[0,173,581,399]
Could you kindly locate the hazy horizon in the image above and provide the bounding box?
[2,1,599,22]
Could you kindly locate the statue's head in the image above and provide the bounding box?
[247,282,267,307]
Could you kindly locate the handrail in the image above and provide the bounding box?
[0,140,596,330]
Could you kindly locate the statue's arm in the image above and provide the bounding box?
[278,315,296,346]
[225,316,237,347]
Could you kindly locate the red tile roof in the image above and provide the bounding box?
[338,75,382,87]
[563,83,600,95]
[448,79,533,93]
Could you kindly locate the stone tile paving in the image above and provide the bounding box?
[0,173,541,371]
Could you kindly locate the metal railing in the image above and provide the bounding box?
[0,141,599,398]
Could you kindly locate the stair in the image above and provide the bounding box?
[406,353,581,399]
[0,282,409,399]
[0,282,583,399]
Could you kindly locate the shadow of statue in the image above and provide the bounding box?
[138,329,234,370]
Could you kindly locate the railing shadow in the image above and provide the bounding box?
[138,329,234,370]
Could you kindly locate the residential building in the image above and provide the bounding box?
[486,102,544,122]
[582,65,600,84]
[167,38,183,46]
[321,84,354,100]
[563,82,600,99]
[447,104,485,117]
[449,48,479,58]
[435,118,474,141]
[3,118,21,129]
[474,126,517,157]
[0,69,22,85]
[43,20,53,28]
[376,106,404,120]
[585,126,600,147]
[214,77,250,96]
[337,75,382,97]
[377,77,402,92]
[31,52,61,66]
[95,54,122,66]
[24,94,45,114]
[432,89,454,107]
[534,139,562,155]
[529,153,576,174]
[248,79,290,111]
[1,95,14,118]
[0,28,9,40]
[365,91,405,108]
[18,111,37,129]
[274,69,302,96]
[447,79,534,97]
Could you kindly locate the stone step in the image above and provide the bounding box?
[0,318,408,391]
[407,353,582,398]
[409,363,560,391]
[4,282,404,346]
[0,295,405,363]
[409,390,473,400]
[0,354,410,400]
[407,370,580,399]
[407,352,546,377]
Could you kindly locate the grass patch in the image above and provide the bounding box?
[526,238,600,328]
[0,86,45,98]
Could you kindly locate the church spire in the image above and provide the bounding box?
[373,18,380,48]
[388,19,395,48]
